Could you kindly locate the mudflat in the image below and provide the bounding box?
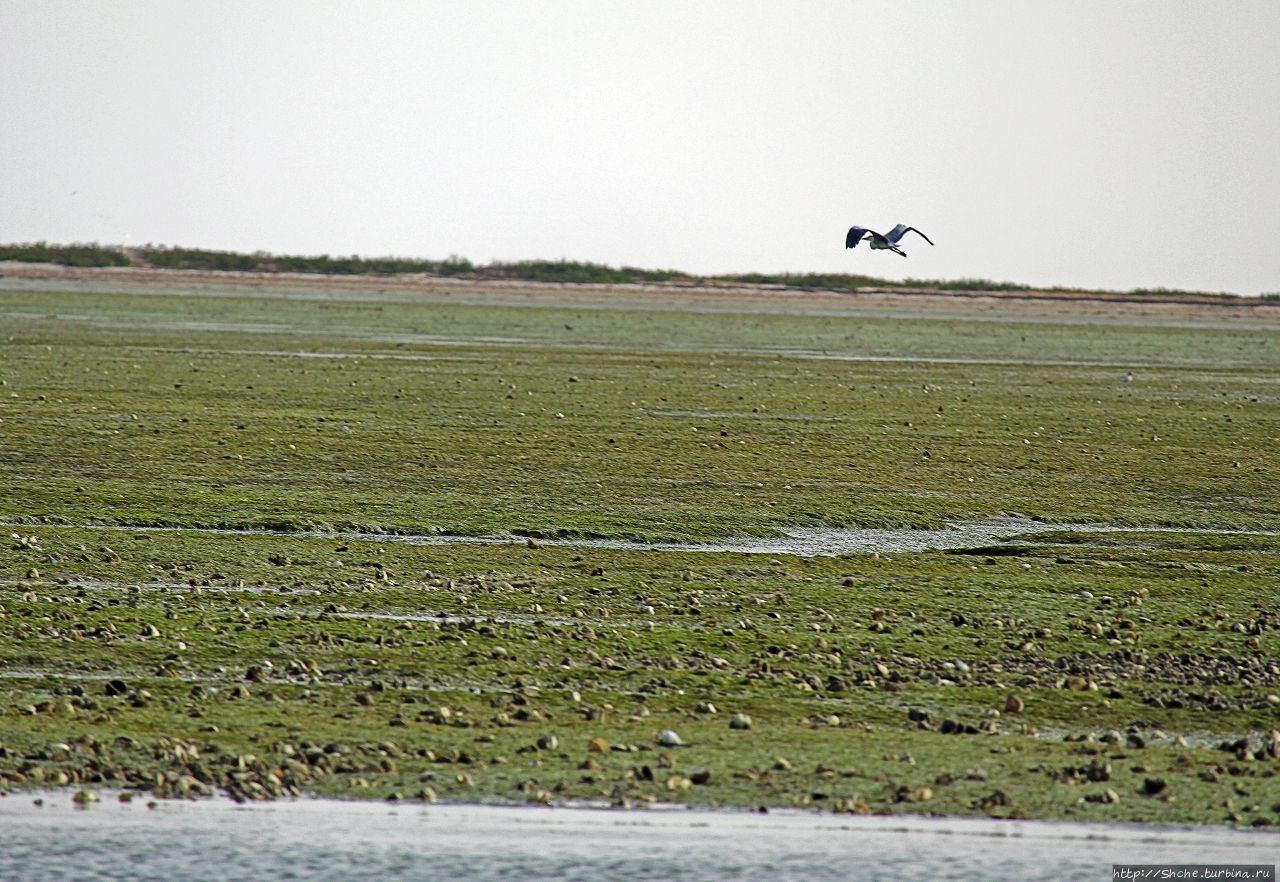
[1,264,1278,827]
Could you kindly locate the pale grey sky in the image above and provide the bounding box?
[3,1,1278,293]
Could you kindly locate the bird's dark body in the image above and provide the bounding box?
[845,223,934,256]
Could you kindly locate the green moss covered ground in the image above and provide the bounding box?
[1,275,1278,825]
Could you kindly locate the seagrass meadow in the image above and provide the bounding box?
[1,266,1279,826]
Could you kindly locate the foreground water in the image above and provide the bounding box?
[2,794,1276,882]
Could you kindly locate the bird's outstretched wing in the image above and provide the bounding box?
[885,224,934,245]
[846,226,876,248]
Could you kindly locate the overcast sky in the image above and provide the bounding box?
[2,1,1278,293]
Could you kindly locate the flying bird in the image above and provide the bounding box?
[845,224,934,257]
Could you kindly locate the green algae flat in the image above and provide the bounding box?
[1,272,1278,826]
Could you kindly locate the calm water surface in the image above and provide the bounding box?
[2,794,1277,882]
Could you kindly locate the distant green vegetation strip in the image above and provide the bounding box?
[0,242,131,268]
[0,241,1246,299]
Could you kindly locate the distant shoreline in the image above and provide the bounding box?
[3,258,1275,312]
[1,240,1269,305]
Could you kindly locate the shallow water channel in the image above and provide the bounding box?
[17,516,1275,558]
[2,794,1277,882]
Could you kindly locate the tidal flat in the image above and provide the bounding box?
[1,268,1279,827]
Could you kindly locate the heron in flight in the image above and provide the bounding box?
[845,224,934,257]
